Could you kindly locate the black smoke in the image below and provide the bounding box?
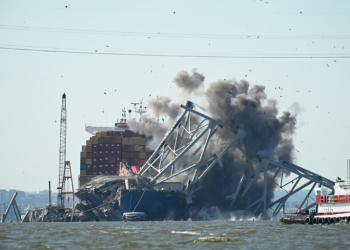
[130,69,298,218]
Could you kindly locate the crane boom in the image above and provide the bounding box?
[57,93,67,207]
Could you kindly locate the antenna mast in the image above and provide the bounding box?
[57,93,67,207]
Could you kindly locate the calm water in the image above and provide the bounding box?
[1,220,350,249]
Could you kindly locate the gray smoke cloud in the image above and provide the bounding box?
[129,69,298,218]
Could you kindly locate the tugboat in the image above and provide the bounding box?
[280,175,350,225]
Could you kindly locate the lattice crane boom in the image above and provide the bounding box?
[57,93,67,207]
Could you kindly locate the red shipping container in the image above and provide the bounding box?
[107,131,113,136]
[122,152,128,159]
[122,145,128,152]
[133,152,140,158]
[80,158,86,164]
[110,157,116,163]
[128,145,134,152]
[145,152,151,159]
[109,137,116,143]
[131,166,140,174]
[92,152,98,158]
[134,158,140,165]
[105,137,110,143]
[86,146,92,152]
[139,159,146,165]
[127,158,134,165]
[98,137,104,143]
[86,152,92,158]
[127,152,134,158]
[116,136,122,143]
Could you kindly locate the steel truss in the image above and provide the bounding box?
[139,100,335,219]
[139,101,246,202]
[232,159,335,219]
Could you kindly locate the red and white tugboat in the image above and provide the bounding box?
[281,175,350,224]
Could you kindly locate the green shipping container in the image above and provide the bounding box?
[80,170,86,176]
[134,145,140,151]
[129,138,135,145]
[134,137,141,145]
[92,138,98,144]
[122,138,129,145]
[145,147,151,152]
[86,140,92,146]
[140,138,146,145]
[86,159,92,164]
[81,151,87,158]
[101,131,108,137]
[140,152,145,159]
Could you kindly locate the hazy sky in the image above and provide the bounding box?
[1,0,349,192]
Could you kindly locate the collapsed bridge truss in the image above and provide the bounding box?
[139,101,335,219]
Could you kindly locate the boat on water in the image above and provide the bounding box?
[280,174,350,225]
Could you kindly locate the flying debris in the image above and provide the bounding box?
[95,50,98,52]
[104,92,107,95]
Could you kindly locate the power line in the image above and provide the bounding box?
[1,24,350,40]
[1,45,349,58]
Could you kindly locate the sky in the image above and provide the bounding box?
[0,0,349,192]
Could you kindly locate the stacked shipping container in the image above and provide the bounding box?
[79,129,153,186]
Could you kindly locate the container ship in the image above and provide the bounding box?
[76,118,188,221]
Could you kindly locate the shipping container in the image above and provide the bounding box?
[92,152,98,158]
[92,138,98,144]
[139,145,145,152]
[116,136,122,143]
[104,137,110,143]
[104,143,110,150]
[80,164,86,170]
[134,145,140,151]
[86,152,92,159]
[100,131,107,137]
[140,138,146,145]
[92,158,98,163]
[122,152,128,159]
[105,150,110,156]
[145,152,151,159]
[140,152,145,159]
[133,152,140,158]
[86,140,92,146]
[122,138,129,145]
[127,152,134,158]
[80,158,86,164]
[122,145,128,152]
[92,144,98,149]
[98,158,104,163]
[146,147,151,152]
[80,170,86,176]
[134,158,140,165]
[110,171,116,175]
[128,145,134,152]
[86,159,92,165]
[104,157,109,164]
[86,164,92,170]
[129,137,135,145]
[98,143,104,150]
[92,165,98,170]
[107,131,113,136]
[86,146,92,152]
[110,157,116,164]
[81,151,87,158]
[82,145,87,151]
[109,137,116,143]
[139,159,146,165]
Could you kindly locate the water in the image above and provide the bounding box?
[1,220,350,249]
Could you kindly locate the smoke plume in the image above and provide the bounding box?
[129,69,298,218]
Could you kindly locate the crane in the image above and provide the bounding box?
[57,93,67,207]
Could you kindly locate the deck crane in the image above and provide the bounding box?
[57,93,67,208]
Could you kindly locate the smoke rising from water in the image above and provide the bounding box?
[129,69,298,217]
